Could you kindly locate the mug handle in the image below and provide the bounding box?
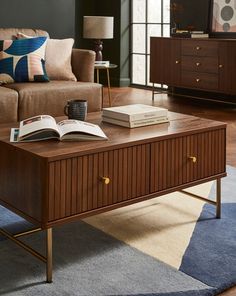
[64,103,69,116]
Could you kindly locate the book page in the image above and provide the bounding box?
[19,115,59,139]
[57,120,107,139]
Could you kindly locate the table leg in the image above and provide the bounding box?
[106,68,112,107]
[46,228,53,283]
[216,178,221,219]
[96,69,100,83]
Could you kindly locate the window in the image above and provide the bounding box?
[131,0,170,87]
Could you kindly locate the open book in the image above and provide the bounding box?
[10,115,108,142]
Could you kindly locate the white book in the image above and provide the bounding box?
[102,115,169,128]
[102,104,168,122]
[191,33,209,38]
[94,61,110,66]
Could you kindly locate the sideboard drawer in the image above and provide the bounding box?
[48,144,150,221]
[150,129,226,193]
[181,71,218,90]
[182,40,218,57]
[181,56,219,74]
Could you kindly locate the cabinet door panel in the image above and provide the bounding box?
[150,129,226,193]
[150,37,181,86]
[48,144,151,221]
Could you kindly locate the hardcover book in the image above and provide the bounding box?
[102,115,169,128]
[10,115,107,142]
[102,104,168,122]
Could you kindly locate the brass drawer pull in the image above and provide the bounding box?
[196,62,201,67]
[196,78,200,82]
[189,156,197,163]
[219,64,223,68]
[100,176,110,185]
[196,46,201,50]
[175,60,180,64]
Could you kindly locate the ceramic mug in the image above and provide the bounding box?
[64,99,87,121]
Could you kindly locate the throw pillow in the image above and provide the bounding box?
[0,37,49,83]
[17,33,77,82]
[45,38,77,81]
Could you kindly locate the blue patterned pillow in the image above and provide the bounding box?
[0,37,49,83]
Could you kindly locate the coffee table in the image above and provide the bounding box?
[0,111,227,282]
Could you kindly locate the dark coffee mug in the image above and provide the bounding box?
[64,99,87,121]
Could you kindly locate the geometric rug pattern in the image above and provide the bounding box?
[0,166,235,295]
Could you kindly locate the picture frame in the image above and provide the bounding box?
[210,0,236,38]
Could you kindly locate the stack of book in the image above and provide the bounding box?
[102,104,169,128]
[94,61,110,67]
[191,31,209,38]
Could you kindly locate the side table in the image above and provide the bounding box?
[95,63,117,107]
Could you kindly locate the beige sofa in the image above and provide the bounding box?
[0,28,102,123]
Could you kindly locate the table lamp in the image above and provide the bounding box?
[83,16,114,61]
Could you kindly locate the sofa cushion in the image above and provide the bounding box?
[0,86,18,123]
[5,81,102,120]
[0,37,49,83]
[0,28,49,40]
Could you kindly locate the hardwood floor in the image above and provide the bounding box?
[103,86,236,296]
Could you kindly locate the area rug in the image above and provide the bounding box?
[0,166,235,296]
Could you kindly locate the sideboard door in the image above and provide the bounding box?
[150,37,181,86]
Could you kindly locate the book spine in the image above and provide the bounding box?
[129,118,169,128]
[102,116,169,128]
[102,110,168,121]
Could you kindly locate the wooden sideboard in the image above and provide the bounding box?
[150,37,236,95]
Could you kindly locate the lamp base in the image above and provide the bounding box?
[94,39,103,61]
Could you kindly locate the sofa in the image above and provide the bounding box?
[0,28,102,124]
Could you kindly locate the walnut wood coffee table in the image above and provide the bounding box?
[0,111,227,283]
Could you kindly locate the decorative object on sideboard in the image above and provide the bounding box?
[210,0,236,37]
[83,16,114,61]
[169,2,184,34]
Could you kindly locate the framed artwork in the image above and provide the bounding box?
[210,0,236,37]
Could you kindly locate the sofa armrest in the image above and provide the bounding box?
[71,49,95,82]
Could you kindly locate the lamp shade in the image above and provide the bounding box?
[83,16,114,39]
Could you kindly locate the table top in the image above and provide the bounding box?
[94,63,117,69]
[0,111,226,162]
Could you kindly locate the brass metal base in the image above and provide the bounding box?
[180,178,221,218]
[0,227,53,283]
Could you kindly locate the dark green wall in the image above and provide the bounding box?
[76,0,130,87]
[0,0,75,38]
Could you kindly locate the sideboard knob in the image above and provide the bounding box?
[175,60,180,64]
[100,176,110,185]
[219,64,223,68]
[189,156,197,163]
[196,78,200,83]
[196,46,201,50]
[196,62,201,67]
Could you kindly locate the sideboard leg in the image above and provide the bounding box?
[152,83,155,102]
[46,228,53,283]
[216,178,221,219]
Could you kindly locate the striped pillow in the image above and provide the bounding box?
[0,36,49,84]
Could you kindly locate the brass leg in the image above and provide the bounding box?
[180,177,222,219]
[96,69,100,83]
[216,178,221,219]
[106,68,112,107]
[46,228,53,283]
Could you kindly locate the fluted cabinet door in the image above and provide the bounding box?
[48,144,150,221]
[150,129,226,193]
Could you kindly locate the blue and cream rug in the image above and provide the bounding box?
[0,166,236,296]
